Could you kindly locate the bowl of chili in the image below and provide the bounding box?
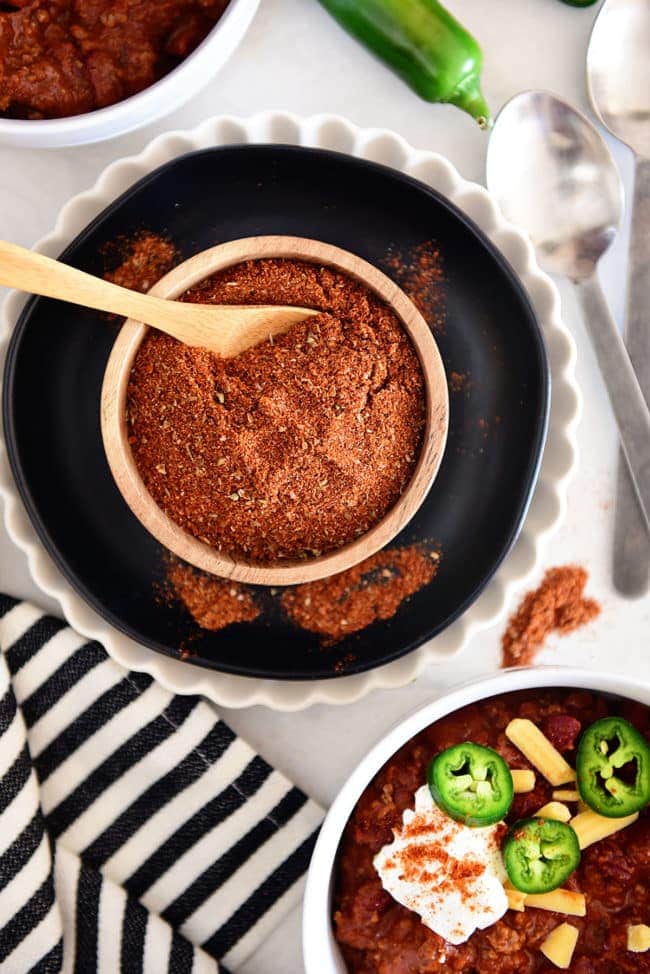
[303,667,650,973]
[100,235,449,585]
[0,0,260,148]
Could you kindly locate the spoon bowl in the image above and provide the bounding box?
[0,239,315,358]
[588,0,650,156]
[486,91,623,280]
[487,91,650,535]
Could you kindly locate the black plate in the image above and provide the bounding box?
[3,146,549,680]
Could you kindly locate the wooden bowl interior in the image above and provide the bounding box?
[100,235,449,584]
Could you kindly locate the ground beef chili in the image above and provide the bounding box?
[334,688,650,974]
[0,0,230,120]
[127,258,425,564]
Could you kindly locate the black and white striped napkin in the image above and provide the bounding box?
[0,596,323,973]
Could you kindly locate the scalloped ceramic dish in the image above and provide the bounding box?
[0,113,580,710]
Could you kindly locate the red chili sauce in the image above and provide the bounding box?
[334,689,650,973]
[0,0,230,120]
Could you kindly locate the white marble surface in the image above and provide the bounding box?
[1,1,649,971]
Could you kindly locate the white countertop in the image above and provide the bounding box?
[1,1,649,971]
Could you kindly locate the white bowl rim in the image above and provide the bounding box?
[302,666,650,972]
[0,0,260,146]
[0,111,581,710]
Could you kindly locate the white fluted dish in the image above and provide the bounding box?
[0,112,580,710]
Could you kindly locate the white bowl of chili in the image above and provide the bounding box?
[0,0,260,148]
[303,667,650,973]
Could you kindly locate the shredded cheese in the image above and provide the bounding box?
[570,809,639,850]
[628,925,650,953]
[535,801,571,822]
[505,719,576,786]
[511,769,536,793]
[552,789,580,802]
[540,922,579,969]
[503,881,527,912]
[525,889,586,916]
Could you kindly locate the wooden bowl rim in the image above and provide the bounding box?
[100,235,449,585]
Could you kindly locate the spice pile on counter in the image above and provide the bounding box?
[164,543,441,643]
[501,565,600,667]
[127,257,425,563]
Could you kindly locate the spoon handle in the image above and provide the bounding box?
[612,156,650,597]
[575,273,650,533]
[0,239,174,323]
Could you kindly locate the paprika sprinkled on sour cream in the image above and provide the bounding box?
[373,785,509,945]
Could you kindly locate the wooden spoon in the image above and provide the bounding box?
[0,240,316,357]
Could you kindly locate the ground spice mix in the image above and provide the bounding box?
[383,241,445,335]
[127,257,426,563]
[501,565,600,668]
[280,544,440,644]
[103,232,178,293]
[105,232,443,648]
[165,557,260,632]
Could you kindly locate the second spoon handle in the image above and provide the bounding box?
[613,155,650,597]
[575,272,650,532]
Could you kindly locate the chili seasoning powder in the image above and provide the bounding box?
[280,544,440,644]
[501,565,600,668]
[165,557,259,631]
[102,232,178,292]
[127,258,426,564]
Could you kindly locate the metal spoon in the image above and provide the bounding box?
[486,90,650,533]
[0,240,315,358]
[588,0,650,597]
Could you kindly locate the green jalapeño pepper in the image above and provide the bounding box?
[576,717,650,818]
[317,0,492,127]
[503,818,581,894]
[559,0,598,6]
[428,743,513,826]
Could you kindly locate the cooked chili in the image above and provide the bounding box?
[0,0,230,120]
[334,688,650,973]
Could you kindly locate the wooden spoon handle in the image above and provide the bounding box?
[0,239,175,324]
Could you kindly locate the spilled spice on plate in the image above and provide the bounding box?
[280,544,441,644]
[165,557,260,631]
[383,241,445,334]
[102,231,178,292]
[164,543,440,643]
[501,565,600,668]
[127,257,426,563]
[449,370,468,393]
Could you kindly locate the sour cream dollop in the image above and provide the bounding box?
[374,785,508,945]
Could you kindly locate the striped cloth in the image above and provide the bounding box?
[0,596,323,973]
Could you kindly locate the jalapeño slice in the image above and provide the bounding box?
[428,743,514,827]
[576,717,650,818]
[503,817,581,894]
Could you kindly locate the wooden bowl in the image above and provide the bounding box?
[100,236,449,585]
